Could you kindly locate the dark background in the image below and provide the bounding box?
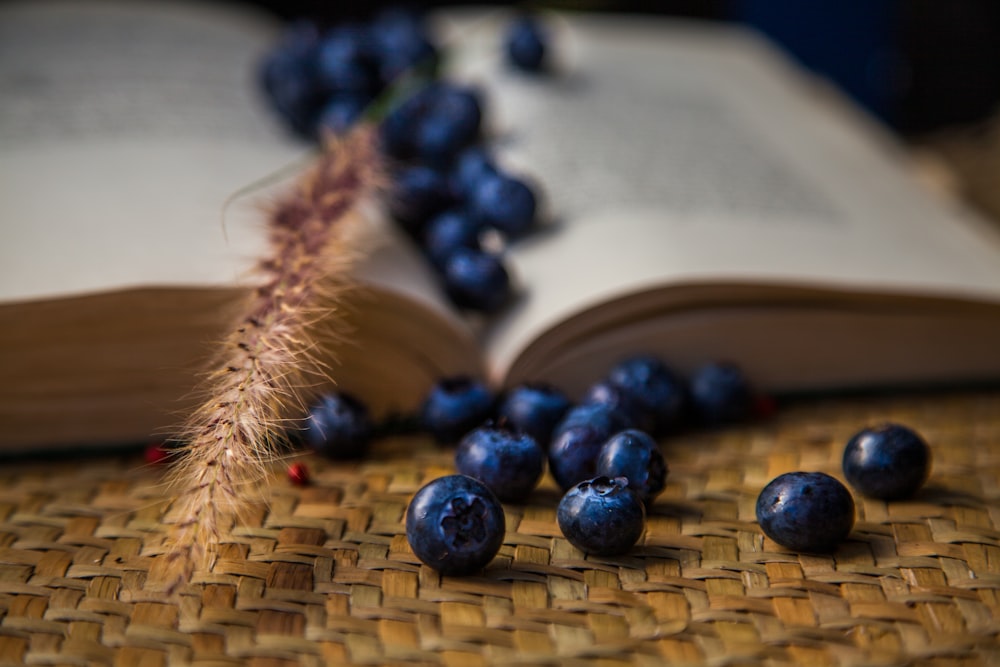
[242,0,1000,137]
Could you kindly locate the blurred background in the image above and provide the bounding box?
[242,0,1000,222]
[243,0,1000,137]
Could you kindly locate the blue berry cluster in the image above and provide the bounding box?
[756,422,932,553]
[259,10,546,314]
[259,9,439,141]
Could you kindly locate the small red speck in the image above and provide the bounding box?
[145,443,170,466]
[288,462,310,486]
[753,395,778,420]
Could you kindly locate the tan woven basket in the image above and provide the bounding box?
[1,390,998,666]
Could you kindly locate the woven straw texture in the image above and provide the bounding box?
[1,390,998,666]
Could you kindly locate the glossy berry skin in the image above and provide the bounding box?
[303,392,373,460]
[548,403,628,491]
[420,376,494,444]
[388,165,453,237]
[496,382,571,447]
[689,361,752,425]
[406,475,505,575]
[582,380,646,432]
[424,209,483,269]
[557,476,645,556]
[287,462,310,486]
[315,24,378,97]
[596,429,667,505]
[842,423,931,499]
[442,247,511,313]
[450,146,498,199]
[505,15,548,73]
[369,7,438,84]
[413,84,484,166]
[470,173,537,239]
[607,355,687,434]
[756,472,855,553]
[455,426,545,502]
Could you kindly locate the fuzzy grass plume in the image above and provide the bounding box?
[160,127,383,595]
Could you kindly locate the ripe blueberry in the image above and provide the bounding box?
[756,472,855,553]
[442,247,511,313]
[388,165,453,237]
[420,376,494,444]
[406,474,505,575]
[470,173,537,239]
[689,361,752,425]
[842,423,931,499]
[303,392,373,460]
[455,425,545,502]
[596,429,668,505]
[582,380,647,431]
[548,403,628,491]
[607,355,687,434]
[423,209,483,269]
[505,14,548,73]
[557,476,645,556]
[496,382,571,447]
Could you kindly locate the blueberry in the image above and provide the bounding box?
[470,173,537,239]
[413,84,484,166]
[450,146,498,199]
[316,24,378,96]
[596,429,668,505]
[406,474,505,575]
[379,85,436,159]
[607,355,687,434]
[316,95,368,136]
[369,7,439,84]
[496,382,571,447]
[420,376,494,444]
[689,361,752,425]
[455,425,545,502]
[582,380,647,431]
[548,403,628,491]
[258,25,324,138]
[442,247,511,313]
[505,15,548,73]
[388,165,454,237]
[423,209,483,268]
[756,472,855,553]
[303,392,373,460]
[557,476,645,555]
[842,423,931,499]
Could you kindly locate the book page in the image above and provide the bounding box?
[437,11,1000,383]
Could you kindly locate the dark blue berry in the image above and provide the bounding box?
[413,84,484,166]
[582,380,647,431]
[303,392,373,460]
[756,472,855,553]
[505,15,548,73]
[258,25,323,138]
[689,361,752,425]
[420,376,494,444]
[369,7,438,84]
[548,403,628,491]
[423,209,483,268]
[470,173,537,239]
[607,355,687,434]
[316,24,378,97]
[442,247,511,313]
[316,95,368,136]
[596,429,668,505]
[388,165,454,237]
[450,146,498,199]
[842,423,931,499]
[406,474,505,575]
[557,476,645,555]
[496,382,571,447]
[455,425,544,502]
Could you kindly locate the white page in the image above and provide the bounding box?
[0,0,312,302]
[436,11,1000,379]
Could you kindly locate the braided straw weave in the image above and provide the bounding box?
[1,390,998,666]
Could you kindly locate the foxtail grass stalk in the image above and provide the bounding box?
[161,128,383,595]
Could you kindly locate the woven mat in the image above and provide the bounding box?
[2,391,999,666]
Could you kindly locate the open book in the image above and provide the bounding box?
[4,1,1000,452]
